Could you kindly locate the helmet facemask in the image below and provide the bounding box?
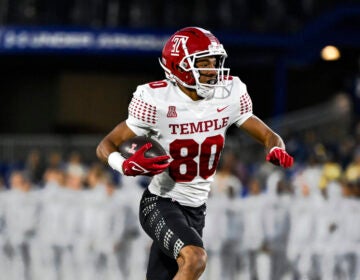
[179,47,230,99]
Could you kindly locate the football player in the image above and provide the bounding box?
[96,26,294,280]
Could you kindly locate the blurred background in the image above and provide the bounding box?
[0,0,359,280]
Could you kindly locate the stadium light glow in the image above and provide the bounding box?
[321,45,340,61]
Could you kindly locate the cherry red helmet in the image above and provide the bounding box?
[159,27,230,99]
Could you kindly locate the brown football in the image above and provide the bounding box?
[119,136,167,159]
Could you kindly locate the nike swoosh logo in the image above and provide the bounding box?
[129,161,146,173]
[217,106,229,112]
[131,166,143,172]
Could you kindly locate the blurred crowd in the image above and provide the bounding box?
[201,148,360,280]
[0,0,357,33]
[0,125,360,279]
[0,159,152,280]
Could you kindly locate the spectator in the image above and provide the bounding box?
[210,150,243,198]
[5,171,40,280]
[24,149,45,186]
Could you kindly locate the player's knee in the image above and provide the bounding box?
[178,245,207,274]
[189,249,207,273]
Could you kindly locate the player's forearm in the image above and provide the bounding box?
[264,132,285,153]
[97,121,137,163]
[96,138,118,163]
[240,115,286,152]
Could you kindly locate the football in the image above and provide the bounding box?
[119,136,168,159]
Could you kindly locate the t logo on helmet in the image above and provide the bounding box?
[170,35,188,57]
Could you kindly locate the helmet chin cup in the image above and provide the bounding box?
[196,85,215,99]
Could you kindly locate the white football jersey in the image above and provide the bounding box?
[126,76,252,207]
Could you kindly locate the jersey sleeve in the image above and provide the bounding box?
[126,85,158,136]
[232,77,253,127]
